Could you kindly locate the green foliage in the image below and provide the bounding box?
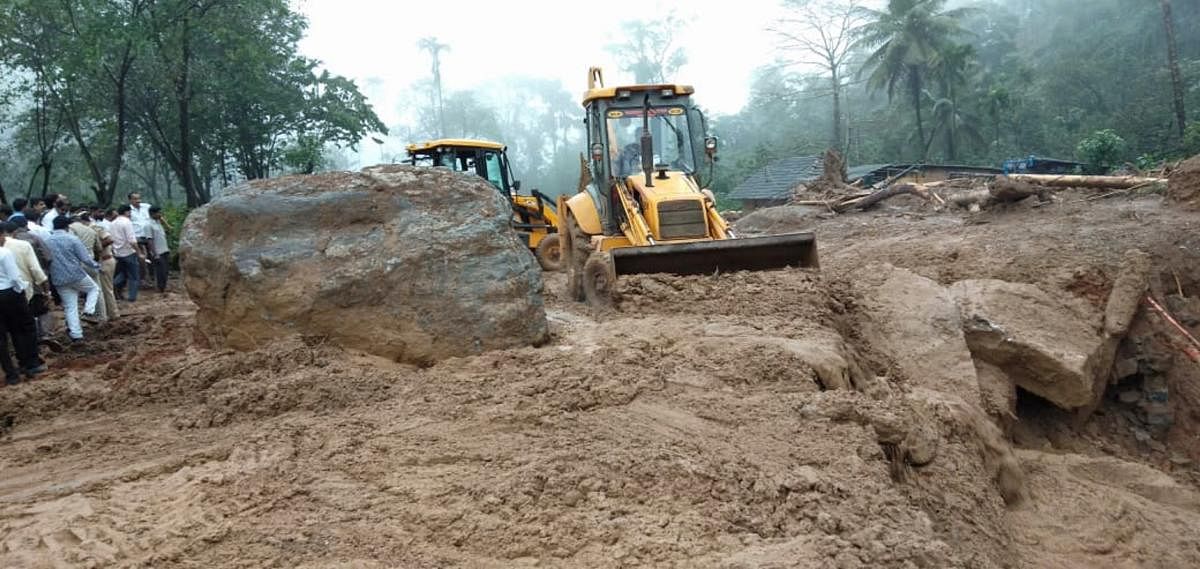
[1075,129,1128,172]
[1183,122,1200,158]
[161,204,189,267]
[0,0,385,207]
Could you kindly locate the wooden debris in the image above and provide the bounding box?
[1007,174,1168,189]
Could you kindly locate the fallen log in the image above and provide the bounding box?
[1007,174,1167,189]
[949,179,1049,210]
[850,183,937,211]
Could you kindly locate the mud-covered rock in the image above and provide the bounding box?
[733,205,824,236]
[951,279,1105,410]
[850,264,982,407]
[1168,153,1200,211]
[180,164,548,364]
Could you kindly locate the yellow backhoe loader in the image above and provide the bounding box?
[406,139,563,270]
[558,68,819,306]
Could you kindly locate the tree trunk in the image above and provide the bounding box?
[1161,0,1187,137]
[830,66,843,151]
[909,69,926,160]
[40,159,51,197]
[177,13,201,208]
[1007,174,1168,188]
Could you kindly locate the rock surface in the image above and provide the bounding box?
[951,279,1105,409]
[851,264,982,407]
[732,205,823,236]
[1168,153,1200,210]
[180,164,548,364]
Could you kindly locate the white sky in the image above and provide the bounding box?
[295,0,789,129]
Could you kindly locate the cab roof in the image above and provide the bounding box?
[405,138,506,154]
[582,83,695,106]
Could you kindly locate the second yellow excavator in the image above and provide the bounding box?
[558,68,819,306]
[406,139,563,270]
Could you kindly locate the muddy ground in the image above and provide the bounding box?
[3,191,1200,568]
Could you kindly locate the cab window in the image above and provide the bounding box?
[482,151,505,190]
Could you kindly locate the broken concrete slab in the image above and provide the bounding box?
[1104,249,1152,337]
[951,279,1106,410]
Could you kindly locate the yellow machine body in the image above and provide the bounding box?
[558,68,818,282]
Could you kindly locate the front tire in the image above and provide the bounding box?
[534,234,563,272]
[582,251,618,309]
[563,214,591,302]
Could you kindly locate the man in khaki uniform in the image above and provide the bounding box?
[74,212,118,321]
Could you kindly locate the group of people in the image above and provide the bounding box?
[0,192,173,386]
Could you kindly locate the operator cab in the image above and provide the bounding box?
[405,139,517,195]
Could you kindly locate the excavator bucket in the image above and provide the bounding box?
[610,232,819,276]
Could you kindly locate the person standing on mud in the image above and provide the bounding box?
[69,212,106,318]
[0,233,45,385]
[147,207,171,294]
[110,205,144,301]
[45,216,101,343]
[10,217,55,340]
[78,214,118,321]
[128,193,154,283]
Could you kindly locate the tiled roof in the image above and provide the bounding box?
[729,156,823,200]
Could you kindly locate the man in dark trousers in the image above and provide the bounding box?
[0,232,45,386]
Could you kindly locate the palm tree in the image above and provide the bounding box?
[928,43,983,161]
[854,0,973,160]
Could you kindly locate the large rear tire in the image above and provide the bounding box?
[534,233,563,272]
[582,251,618,309]
[563,214,591,302]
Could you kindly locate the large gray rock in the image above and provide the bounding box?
[180,164,548,364]
[850,264,982,407]
[951,279,1105,410]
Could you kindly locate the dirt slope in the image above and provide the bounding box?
[2,192,1200,568]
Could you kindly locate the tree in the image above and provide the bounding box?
[605,15,688,84]
[772,0,864,151]
[854,0,973,160]
[1161,0,1187,137]
[0,1,144,205]
[927,43,982,161]
[1076,129,1127,172]
[417,37,449,138]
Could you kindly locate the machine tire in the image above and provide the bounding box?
[582,251,618,309]
[534,234,564,272]
[563,214,591,302]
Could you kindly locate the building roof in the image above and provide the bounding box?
[406,139,505,154]
[846,163,893,182]
[729,156,824,201]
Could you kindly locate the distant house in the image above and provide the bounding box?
[730,157,1003,209]
[1002,155,1090,175]
[729,156,825,210]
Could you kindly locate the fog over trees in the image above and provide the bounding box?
[0,0,1196,208]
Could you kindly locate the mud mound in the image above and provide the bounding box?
[1169,153,1200,210]
[0,334,406,433]
[6,194,1200,568]
[734,205,824,236]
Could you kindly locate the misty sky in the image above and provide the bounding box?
[295,0,790,128]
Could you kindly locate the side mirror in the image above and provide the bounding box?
[512,180,521,192]
[704,136,719,159]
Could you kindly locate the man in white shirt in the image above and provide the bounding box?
[110,205,145,301]
[40,194,66,230]
[0,235,45,385]
[128,193,154,286]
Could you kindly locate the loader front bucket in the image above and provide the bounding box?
[609,232,819,276]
